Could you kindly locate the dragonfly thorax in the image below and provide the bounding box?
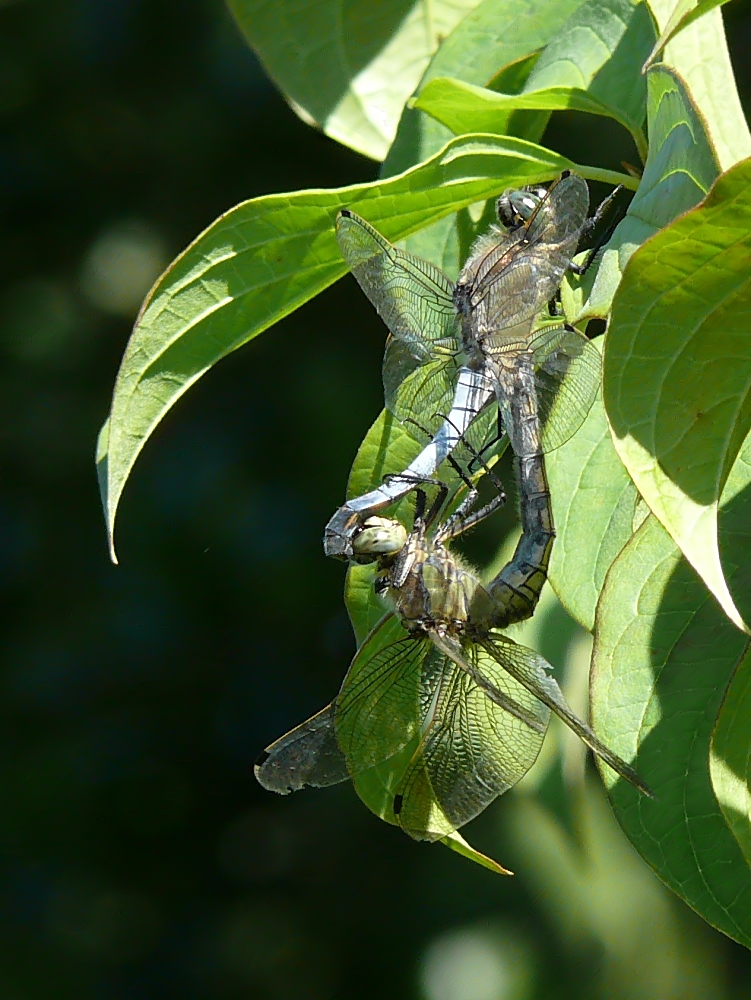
[384,535,493,638]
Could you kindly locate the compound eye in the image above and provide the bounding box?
[351,517,408,561]
[496,188,545,229]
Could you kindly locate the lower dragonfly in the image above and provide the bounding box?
[257,466,651,842]
[323,171,615,567]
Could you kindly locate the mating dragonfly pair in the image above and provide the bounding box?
[256,172,651,843]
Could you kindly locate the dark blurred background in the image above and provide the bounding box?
[3,1,751,997]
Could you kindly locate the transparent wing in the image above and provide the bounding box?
[383,338,498,459]
[525,171,590,250]
[335,620,432,775]
[254,703,350,793]
[471,254,569,349]
[336,210,459,355]
[530,325,601,452]
[482,633,653,797]
[382,337,457,439]
[393,638,549,841]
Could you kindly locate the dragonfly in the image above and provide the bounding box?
[324,171,614,584]
[257,469,651,842]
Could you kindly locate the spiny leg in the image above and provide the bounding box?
[569,186,624,276]
[433,413,507,543]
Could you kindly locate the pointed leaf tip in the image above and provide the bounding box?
[96,418,119,565]
[441,830,514,875]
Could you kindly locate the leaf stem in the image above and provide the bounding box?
[574,165,640,192]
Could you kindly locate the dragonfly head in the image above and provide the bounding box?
[497,184,548,231]
[351,516,408,564]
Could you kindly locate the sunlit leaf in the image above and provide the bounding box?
[712,428,751,863]
[522,0,653,153]
[604,157,751,631]
[383,0,585,270]
[227,0,485,161]
[592,513,751,947]
[645,0,731,68]
[388,0,648,270]
[414,78,648,162]
[647,0,751,170]
[440,830,514,875]
[383,0,585,178]
[565,63,719,323]
[547,388,638,633]
[711,649,751,870]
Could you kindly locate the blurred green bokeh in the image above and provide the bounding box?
[2,0,751,997]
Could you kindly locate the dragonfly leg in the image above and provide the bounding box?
[570,187,625,276]
[427,412,507,542]
[438,490,506,544]
[588,184,623,229]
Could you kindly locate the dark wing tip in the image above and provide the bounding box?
[340,208,353,218]
[561,168,571,179]
[393,793,404,815]
[254,749,271,767]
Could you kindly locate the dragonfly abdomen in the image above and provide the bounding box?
[483,451,554,629]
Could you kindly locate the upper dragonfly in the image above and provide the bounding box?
[324,171,609,564]
[257,468,650,843]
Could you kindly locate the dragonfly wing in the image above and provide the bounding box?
[335,618,432,775]
[257,616,429,793]
[393,637,549,841]
[526,171,590,250]
[336,210,458,355]
[530,325,601,451]
[254,703,350,793]
[475,254,568,351]
[481,633,653,797]
[383,337,457,444]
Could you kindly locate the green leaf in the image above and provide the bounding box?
[382,0,585,273]
[547,388,638,633]
[354,727,513,873]
[227,0,485,161]
[710,648,751,870]
[592,513,751,947]
[647,0,751,170]
[345,408,420,502]
[100,133,596,560]
[604,157,751,631]
[350,615,513,875]
[712,427,751,863]
[440,830,514,875]
[521,0,653,149]
[645,0,732,68]
[414,78,648,162]
[383,0,585,179]
[568,63,719,323]
[387,0,648,271]
[719,424,751,631]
